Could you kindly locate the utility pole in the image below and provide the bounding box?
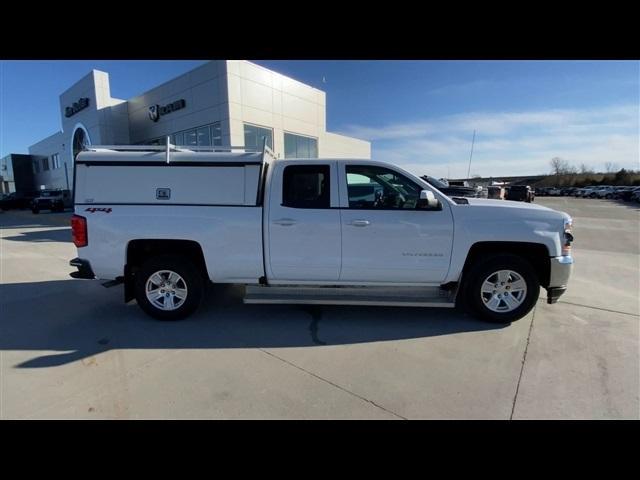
[466,130,476,180]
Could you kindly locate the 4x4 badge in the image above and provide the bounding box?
[85,207,112,213]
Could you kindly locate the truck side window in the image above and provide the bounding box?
[346,165,421,209]
[282,165,330,209]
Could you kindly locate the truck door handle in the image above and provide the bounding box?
[273,218,297,226]
[349,219,370,227]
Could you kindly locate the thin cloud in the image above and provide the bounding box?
[338,104,639,178]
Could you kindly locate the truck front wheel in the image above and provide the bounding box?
[463,254,540,323]
[134,255,204,320]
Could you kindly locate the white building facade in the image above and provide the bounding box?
[28,60,371,191]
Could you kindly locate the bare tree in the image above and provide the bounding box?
[550,157,571,175]
[579,163,592,174]
[604,162,617,173]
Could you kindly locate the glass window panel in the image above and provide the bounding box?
[197,126,211,146]
[284,133,297,158]
[211,123,222,146]
[244,124,273,151]
[261,127,273,150]
[296,136,310,159]
[174,132,184,146]
[282,165,330,209]
[346,165,422,210]
[184,130,197,146]
[284,133,317,159]
[244,125,257,150]
[309,138,318,158]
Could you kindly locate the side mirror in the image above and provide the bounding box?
[418,190,441,209]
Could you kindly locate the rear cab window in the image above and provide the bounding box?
[282,164,330,209]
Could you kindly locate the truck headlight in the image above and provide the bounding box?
[562,218,573,256]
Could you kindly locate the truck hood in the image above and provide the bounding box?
[456,197,571,223]
[464,198,552,211]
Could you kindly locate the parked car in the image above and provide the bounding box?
[69,142,574,324]
[560,187,576,196]
[506,185,534,203]
[0,191,38,210]
[595,186,616,199]
[616,186,640,201]
[580,186,600,198]
[547,187,561,196]
[487,185,505,199]
[31,189,72,213]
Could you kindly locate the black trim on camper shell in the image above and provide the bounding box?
[75,203,261,207]
[75,161,262,167]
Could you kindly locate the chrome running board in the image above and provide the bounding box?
[243,285,456,308]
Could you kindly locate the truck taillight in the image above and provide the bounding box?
[71,214,88,247]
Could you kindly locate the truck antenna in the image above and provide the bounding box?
[466,130,476,180]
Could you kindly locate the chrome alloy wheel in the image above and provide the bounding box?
[145,270,188,311]
[480,270,527,313]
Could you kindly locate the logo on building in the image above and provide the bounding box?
[148,99,186,122]
[65,97,90,118]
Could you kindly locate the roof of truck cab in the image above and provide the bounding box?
[75,150,264,164]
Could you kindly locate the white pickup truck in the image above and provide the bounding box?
[69,142,574,323]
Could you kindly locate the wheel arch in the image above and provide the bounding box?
[124,239,209,303]
[461,241,551,289]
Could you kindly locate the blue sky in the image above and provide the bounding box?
[1,60,638,178]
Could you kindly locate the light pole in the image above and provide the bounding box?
[466,130,476,180]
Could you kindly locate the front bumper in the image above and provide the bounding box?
[546,255,573,304]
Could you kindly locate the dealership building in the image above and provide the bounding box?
[7,60,370,193]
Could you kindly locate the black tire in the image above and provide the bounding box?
[32,206,39,214]
[462,254,540,324]
[134,254,204,321]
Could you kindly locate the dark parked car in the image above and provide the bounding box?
[31,189,72,213]
[506,185,534,203]
[616,186,640,201]
[421,176,479,198]
[0,191,38,210]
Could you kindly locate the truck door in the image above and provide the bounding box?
[265,161,341,282]
[338,163,454,284]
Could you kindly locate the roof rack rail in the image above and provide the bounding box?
[85,136,279,164]
[85,144,250,153]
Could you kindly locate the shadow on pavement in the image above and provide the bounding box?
[0,280,505,368]
[2,227,71,243]
[0,210,71,229]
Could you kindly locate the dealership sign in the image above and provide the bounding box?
[65,97,90,118]
[149,99,186,122]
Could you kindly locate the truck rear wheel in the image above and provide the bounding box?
[134,255,204,320]
[463,254,539,323]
